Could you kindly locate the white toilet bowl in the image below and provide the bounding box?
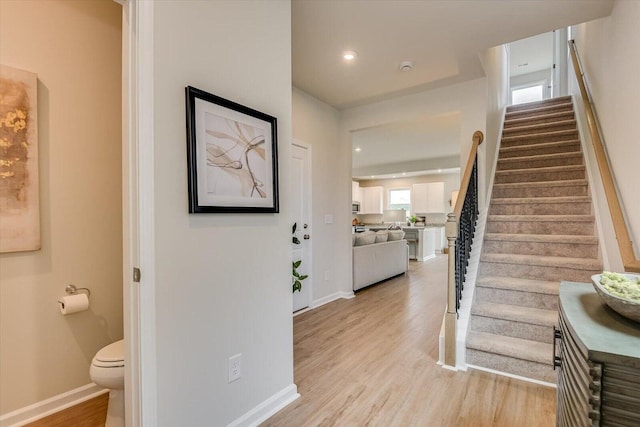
[90,339,125,427]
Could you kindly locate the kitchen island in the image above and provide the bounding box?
[403,227,436,261]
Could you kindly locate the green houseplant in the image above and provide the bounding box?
[292,222,308,293]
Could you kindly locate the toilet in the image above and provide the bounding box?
[90,339,125,427]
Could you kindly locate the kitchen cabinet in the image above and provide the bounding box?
[556,281,640,426]
[412,182,445,213]
[361,186,383,214]
[352,181,362,203]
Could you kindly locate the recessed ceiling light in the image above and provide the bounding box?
[371,175,375,179]
[402,172,406,176]
[355,147,362,152]
[343,50,357,61]
[438,169,442,173]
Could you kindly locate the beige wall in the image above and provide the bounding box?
[292,88,346,302]
[571,0,640,269]
[0,0,123,414]
[152,2,294,425]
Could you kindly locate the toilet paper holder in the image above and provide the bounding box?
[65,284,91,297]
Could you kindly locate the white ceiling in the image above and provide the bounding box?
[292,0,613,178]
[510,32,555,77]
[292,0,612,109]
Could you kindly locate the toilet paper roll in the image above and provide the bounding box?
[58,293,89,315]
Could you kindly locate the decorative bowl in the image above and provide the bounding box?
[591,274,640,324]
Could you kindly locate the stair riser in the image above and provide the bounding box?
[475,286,559,310]
[494,168,585,184]
[492,185,588,198]
[478,261,601,282]
[470,315,555,344]
[503,113,575,128]
[486,220,594,235]
[501,131,579,148]
[499,142,581,158]
[482,239,599,258]
[502,122,577,138]
[497,155,583,171]
[466,349,557,383]
[489,202,592,216]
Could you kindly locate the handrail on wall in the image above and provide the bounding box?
[569,40,640,273]
[443,130,483,368]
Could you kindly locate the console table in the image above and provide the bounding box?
[556,281,640,426]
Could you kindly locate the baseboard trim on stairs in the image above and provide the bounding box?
[466,364,557,389]
[0,383,107,427]
[226,384,299,427]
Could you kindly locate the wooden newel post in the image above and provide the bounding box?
[444,212,458,368]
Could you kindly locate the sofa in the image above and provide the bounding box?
[352,230,409,291]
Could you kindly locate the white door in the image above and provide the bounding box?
[292,142,312,312]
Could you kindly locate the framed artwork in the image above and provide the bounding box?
[0,65,40,253]
[185,86,279,213]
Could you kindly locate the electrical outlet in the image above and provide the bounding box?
[228,354,242,383]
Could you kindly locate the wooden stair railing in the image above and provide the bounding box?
[569,40,640,273]
[444,130,483,368]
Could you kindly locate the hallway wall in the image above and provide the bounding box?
[571,0,640,269]
[151,1,295,425]
[0,0,123,414]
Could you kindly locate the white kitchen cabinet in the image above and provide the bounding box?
[411,182,445,213]
[361,186,383,214]
[352,181,362,203]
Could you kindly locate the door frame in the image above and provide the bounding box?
[121,1,156,425]
[292,140,313,312]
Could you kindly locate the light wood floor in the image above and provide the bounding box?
[263,255,556,426]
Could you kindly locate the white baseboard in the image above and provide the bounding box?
[0,383,107,427]
[311,291,354,309]
[226,384,299,427]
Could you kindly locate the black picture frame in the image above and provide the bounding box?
[185,86,279,213]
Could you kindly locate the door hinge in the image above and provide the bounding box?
[133,267,141,283]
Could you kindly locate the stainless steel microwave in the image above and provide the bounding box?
[352,202,360,213]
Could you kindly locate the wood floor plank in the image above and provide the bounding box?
[262,255,556,426]
[24,392,108,427]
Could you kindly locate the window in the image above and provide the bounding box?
[388,188,411,212]
[511,84,544,105]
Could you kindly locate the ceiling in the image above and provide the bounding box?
[291,0,613,179]
[292,0,613,109]
[510,32,554,77]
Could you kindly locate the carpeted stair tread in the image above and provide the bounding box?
[467,331,552,365]
[487,214,594,223]
[484,232,598,244]
[490,196,591,205]
[492,179,588,192]
[480,253,601,270]
[498,151,583,164]
[504,110,576,127]
[495,164,584,176]
[501,129,578,144]
[499,139,580,153]
[476,276,559,295]
[502,119,577,136]
[472,302,557,327]
[506,96,572,112]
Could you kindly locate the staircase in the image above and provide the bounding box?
[466,96,602,383]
